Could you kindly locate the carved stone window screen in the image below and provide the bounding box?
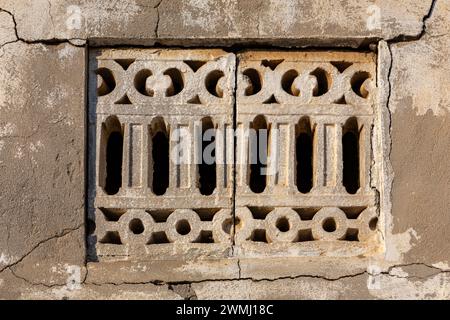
[88,49,382,262]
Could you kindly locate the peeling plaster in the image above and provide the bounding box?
[385,228,420,262]
[369,272,450,299]
[57,44,78,59]
[0,253,14,266]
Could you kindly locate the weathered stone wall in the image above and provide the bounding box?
[0,0,448,299]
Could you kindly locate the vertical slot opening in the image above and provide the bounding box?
[151,117,169,195]
[343,117,360,194]
[198,117,216,195]
[102,116,123,195]
[249,115,268,193]
[296,117,313,193]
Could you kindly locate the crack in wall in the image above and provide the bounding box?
[0,224,84,274]
[0,7,85,48]
[385,44,394,159]
[231,52,238,248]
[0,0,440,50]
[387,0,437,43]
[8,268,68,289]
[154,0,163,39]
[420,0,438,38]
[0,0,446,298]
[77,262,450,288]
[4,260,449,299]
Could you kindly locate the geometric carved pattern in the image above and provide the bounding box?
[235,52,378,252]
[88,49,380,262]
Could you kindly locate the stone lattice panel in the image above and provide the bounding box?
[88,49,383,263]
[235,51,380,256]
[88,49,235,261]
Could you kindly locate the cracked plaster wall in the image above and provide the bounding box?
[0,0,449,299]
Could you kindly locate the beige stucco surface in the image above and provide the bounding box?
[0,0,449,299]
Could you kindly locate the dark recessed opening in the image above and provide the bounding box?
[146,209,173,222]
[276,217,290,232]
[350,71,370,98]
[222,218,233,235]
[148,231,170,244]
[330,61,353,73]
[198,117,216,195]
[340,207,366,219]
[343,117,360,194]
[99,231,122,244]
[134,69,153,96]
[261,59,284,70]
[205,70,225,97]
[104,129,123,195]
[310,68,331,96]
[293,208,320,220]
[296,117,313,193]
[345,228,359,241]
[199,231,214,243]
[262,94,279,104]
[249,115,268,193]
[114,59,135,70]
[184,60,207,72]
[248,207,273,219]
[176,219,191,235]
[115,94,132,104]
[187,94,202,104]
[193,208,220,221]
[99,208,126,222]
[369,217,378,231]
[322,217,337,232]
[151,118,169,195]
[129,218,144,234]
[281,69,300,96]
[250,229,267,242]
[334,95,347,104]
[298,229,314,242]
[164,68,184,96]
[96,68,116,96]
[242,68,261,96]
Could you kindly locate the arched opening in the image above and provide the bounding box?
[249,115,268,193]
[198,117,216,195]
[150,117,169,195]
[343,117,360,194]
[102,116,123,195]
[296,117,313,193]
